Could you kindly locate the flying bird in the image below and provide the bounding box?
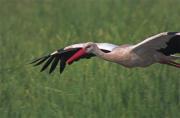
[31,32,180,74]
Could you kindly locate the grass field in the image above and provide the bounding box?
[0,0,180,118]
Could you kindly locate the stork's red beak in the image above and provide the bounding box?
[66,48,86,64]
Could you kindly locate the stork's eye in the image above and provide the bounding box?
[86,45,91,49]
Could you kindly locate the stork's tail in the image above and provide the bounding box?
[170,55,180,60]
[160,60,180,68]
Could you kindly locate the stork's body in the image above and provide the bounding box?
[31,32,180,74]
[98,45,171,68]
[103,46,153,68]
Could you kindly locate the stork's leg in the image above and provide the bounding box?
[159,60,180,68]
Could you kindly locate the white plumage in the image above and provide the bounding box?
[65,43,119,51]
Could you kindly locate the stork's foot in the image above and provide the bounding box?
[159,60,180,68]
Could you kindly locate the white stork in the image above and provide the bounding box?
[31,32,180,74]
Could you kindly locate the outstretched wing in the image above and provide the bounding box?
[132,32,180,55]
[30,43,118,74]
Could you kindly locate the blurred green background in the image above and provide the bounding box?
[0,0,180,118]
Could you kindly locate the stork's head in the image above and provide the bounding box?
[66,42,98,64]
[84,42,98,53]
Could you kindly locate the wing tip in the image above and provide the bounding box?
[49,57,60,74]
[31,49,68,74]
[30,55,50,66]
[31,47,89,74]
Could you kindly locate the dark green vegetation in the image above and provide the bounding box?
[0,0,180,118]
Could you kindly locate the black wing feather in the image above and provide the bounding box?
[49,56,60,74]
[30,55,50,64]
[158,35,180,55]
[60,60,66,74]
[40,56,54,72]
[31,48,110,74]
[33,56,50,66]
